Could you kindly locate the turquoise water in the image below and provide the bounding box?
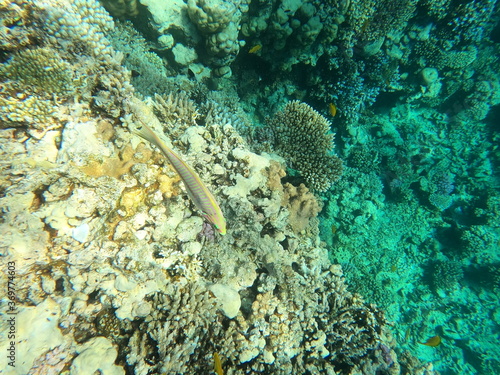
[1,0,498,374]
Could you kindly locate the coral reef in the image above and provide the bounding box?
[2,0,498,374]
[0,85,418,374]
[0,2,430,366]
[319,100,499,374]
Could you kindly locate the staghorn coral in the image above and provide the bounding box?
[149,92,199,136]
[127,282,220,374]
[267,100,343,192]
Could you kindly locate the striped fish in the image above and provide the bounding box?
[133,120,226,235]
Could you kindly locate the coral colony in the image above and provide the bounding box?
[0,0,498,375]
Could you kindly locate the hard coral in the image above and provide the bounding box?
[267,100,343,192]
[100,0,139,19]
[0,0,34,52]
[1,47,75,95]
[283,183,322,234]
[426,260,464,292]
[0,92,56,127]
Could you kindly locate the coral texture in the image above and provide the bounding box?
[267,100,343,192]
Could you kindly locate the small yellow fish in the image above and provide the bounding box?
[214,352,223,375]
[328,102,337,117]
[419,335,441,347]
[248,44,262,54]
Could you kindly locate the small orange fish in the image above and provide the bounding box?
[328,102,337,117]
[248,44,262,54]
[419,335,441,347]
[214,352,223,375]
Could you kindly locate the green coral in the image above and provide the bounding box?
[267,100,343,192]
[426,260,464,292]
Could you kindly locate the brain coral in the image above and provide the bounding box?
[267,100,343,192]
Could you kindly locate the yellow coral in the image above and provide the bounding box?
[0,92,56,127]
[1,47,75,95]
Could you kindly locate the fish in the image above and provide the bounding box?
[418,335,441,347]
[214,352,223,375]
[328,102,337,117]
[133,120,227,235]
[248,44,262,54]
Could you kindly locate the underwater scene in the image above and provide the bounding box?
[0,0,499,374]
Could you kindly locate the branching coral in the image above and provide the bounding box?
[0,46,75,127]
[267,100,343,192]
[0,92,57,127]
